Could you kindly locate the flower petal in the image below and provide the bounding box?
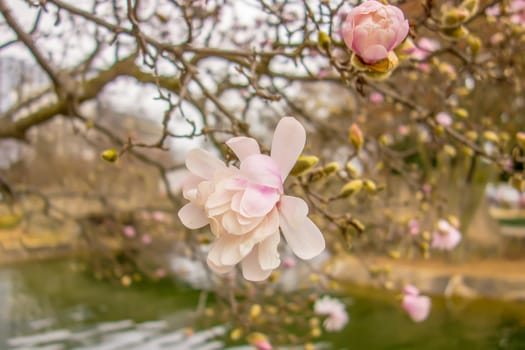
[178,203,208,229]
[226,136,261,161]
[403,295,431,323]
[240,154,283,190]
[241,248,273,281]
[207,256,234,274]
[258,233,281,270]
[270,117,306,180]
[208,234,246,266]
[240,186,280,218]
[279,195,325,259]
[181,174,203,201]
[239,208,280,255]
[186,148,225,180]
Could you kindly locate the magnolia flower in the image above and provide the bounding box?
[369,91,384,104]
[436,112,453,127]
[248,333,272,350]
[123,225,136,238]
[314,296,349,331]
[486,0,525,24]
[178,117,325,281]
[408,219,420,236]
[402,285,431,322]
[431,219,462,251]
[341,0,409,64]
[411,38,440,61]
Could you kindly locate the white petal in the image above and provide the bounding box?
[205,189,232,209]
[186,148,225,180]
[278,195,308,226]
[207,256,234,274]
[279,196,325,260]
[221,211,240,234]
[208,234,247,266]
[178,203,208,229]
[181,174,203,201]
[226,136,260,161]
[270,117,306,180]
[258,233,281,270]
[241,249,273,281]
[237,209,279,259]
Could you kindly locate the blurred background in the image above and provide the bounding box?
[1,0,525,349]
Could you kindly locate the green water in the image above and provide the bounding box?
[1,259,525,349]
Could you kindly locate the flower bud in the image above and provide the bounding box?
[441,8,470,28]
[465,130,478,141]
[363,179,377,192]
[460,0,479,15]
[317,31,331,50]
[443,144,457,157]
[340,179,364,197]
[453,108,469,119]
[230,328,243,341]
[461,146,474,157]
[345,162,359,177]
[250,304,262,319]
[395,38,416,61]
[290,155,319,176]
[349,123,364,150]
[323,162,340,176]
[516,132,525,150]
[467,35,481,56]
[342,1,409,64]
[441,25,469,40]
[351,52,400,79]
[482,130,500,143]
[101,149,118,162]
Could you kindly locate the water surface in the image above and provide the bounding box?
[1,259,524,349]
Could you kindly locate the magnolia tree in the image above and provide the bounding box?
[1,0,525,347]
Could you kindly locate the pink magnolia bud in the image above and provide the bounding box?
[123,225,136,238]
[349,123,364,150]
[341,1,409,64]
[402,285,431,322]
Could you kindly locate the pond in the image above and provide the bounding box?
[1,258,525,350]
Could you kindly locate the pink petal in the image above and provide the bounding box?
[240,186,280,218]
[270,117,306,180]
[393,20,410,48]
[341,15,355,49]
[241,248,273,281]
[258,233,281,270]
[226,136,261,161]
[185,148,225,180]
[403,284,420,296]
[278,195,325,259]
[402,295,431,323]
[361,44,389,64]
[178,203,208,229]
[240,154,283,190]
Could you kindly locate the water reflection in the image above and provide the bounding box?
[1,259,525,350]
